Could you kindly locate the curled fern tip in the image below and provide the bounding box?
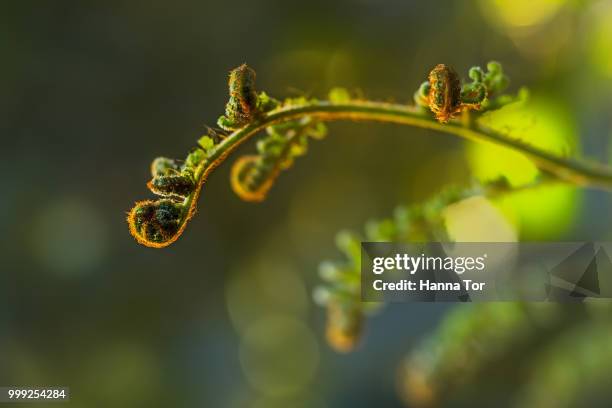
[126,60,612,248]
[127,199,184,248]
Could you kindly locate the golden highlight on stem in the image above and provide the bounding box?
[130,100,612,248]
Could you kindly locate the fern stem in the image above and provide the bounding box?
[173,100,612,247]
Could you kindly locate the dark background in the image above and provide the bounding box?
[2,1,612,407]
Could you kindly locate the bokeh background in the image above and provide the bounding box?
[2,0,612,407]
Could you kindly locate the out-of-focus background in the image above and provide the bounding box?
[2,0,612,407]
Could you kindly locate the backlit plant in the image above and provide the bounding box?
[127,62,612,405]
[127,62,612,247]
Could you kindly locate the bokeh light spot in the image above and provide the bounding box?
[479,0,566,28]
[239,316,319,397]
[588,3,612,78]
[443,196,517,242]
[226,256,309,335]
[30,197,109,277]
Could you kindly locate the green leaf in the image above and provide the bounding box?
[197,135,215,152]
[328,87,351,103]
[185,148,206,168]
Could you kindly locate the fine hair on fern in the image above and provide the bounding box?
[127,62,612,248]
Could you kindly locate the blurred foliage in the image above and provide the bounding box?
[468,97,582,239]
[315,180,519,353]
[401,302,612,407]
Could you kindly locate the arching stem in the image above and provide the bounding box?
[170,100,612,247]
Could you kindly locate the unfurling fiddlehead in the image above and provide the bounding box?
[231,115,327,201]
[313,231,367,352]
[413,61,517,123]
[148,157,195,198]
[127,62,612,248]
[218,64,263,130]
[127,134,215,247]
[127,199,183,246]
[313,178,527,352]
